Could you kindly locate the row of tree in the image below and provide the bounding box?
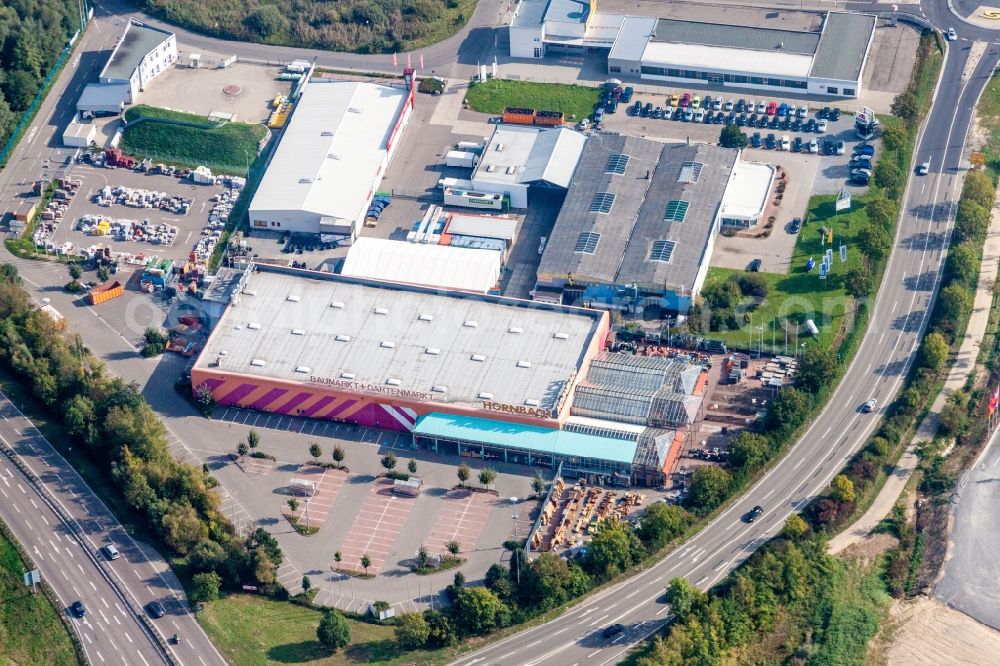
[0,264,282,599]
[0,1,80,152]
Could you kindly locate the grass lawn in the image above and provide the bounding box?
[198,595,456,666]
[464,79,601,121]
[0,525,78,666]
[121,105,268,175]
[975,71,1000,182]
[703,194,870,352]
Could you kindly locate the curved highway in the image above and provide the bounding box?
[450,5,1000,666]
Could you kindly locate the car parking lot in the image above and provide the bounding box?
[49,164,226,262]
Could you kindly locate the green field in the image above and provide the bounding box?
[702,194,870,352]
[121,105,268,175]
[464,79,602,121]
[0,524,79,665]
[199,595,454,666]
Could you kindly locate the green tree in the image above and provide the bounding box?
[64,394,96,442]
[518,551,589,609]
[237,441,248,459]
[866,195,898,230]
[408,458,418,474]
[584,517,642,579]
[845,264,874,298]
[920,331,949,372]
[381,452,397,472]
[316,610,350,651]
[857,223,891,262]
[478,467,497,489]
[446,540,461,556]
[189,571,221,603]
[332,445,345,468]
[946,243,980,287]
[831,474,856,503]
[309,442,322,461]
[686,466,732,512]
[736,272,768,298]
[360,553,372,574]
[933,283,973,336]
[416,545,429,568]
[719,124,748,149]
[246,5,289,38]
[457,462,471,486]
[450,587,507,636]
[766,387,812,433]
[890,91,918,121]
[302,575,312,593]
[2,70,39,111]
[797,347,838,394]
[963,168,995,209]
[287,497,299,513]
[247,429,260,452]
[955,198,990,243]
[880,123,908,152]
[162,503,207,555]
[97,266,111,283]
[334,550,342,566]
[781,514,809,540]
[665,577,708,623]
[68,263,82,282]
[395,611,430,650]
[531,471,546,496]
[141,327,167,357]
[423,609,457,647]
[636,502,689,552]
[729,431,771,471]
[874,161,904,197]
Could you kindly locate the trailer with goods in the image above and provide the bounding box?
[502,107,535,125]
[446,150,478,168]
[392,478,422,497]
[534,110,564,126]
[442,187,505,211]
[103,147,135,169]
[87,281,124,305]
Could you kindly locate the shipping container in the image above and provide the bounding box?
[502,107,535,125]
[87,281,124,305]
[534,110,564,126]
[445,150,478,169]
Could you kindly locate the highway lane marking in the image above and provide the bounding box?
[696,575,708,585]
[113,615,120,626]
[59,567,68,580]
[498,651,517,660]
[792,457,806,470]
[84,632,93,644]
[524,640,541,648]
[0,487,6,498]
[656,605,670,615]
[41,515,49,526]
[100,597,109,608]
[24,518,33,531]
[624,588,641,599]
[588,650,602,658]
[551,626,570,635]
[590,613,609,626]
[761,488,776,500]
[116,602,127,616]
[136,650,150,666]
[48,539,59,553]
[89,580,97,591]
[522,640,574,665]
[17,482,25,493]
[123,632,132,644]
[198,657,208,666]
[77,563,84,574]
[99,608,110,625]
[11,503,19,513]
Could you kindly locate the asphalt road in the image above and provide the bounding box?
[0,393,229,666]
[450,10,1000,666]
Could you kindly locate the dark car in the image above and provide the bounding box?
[629,101,641,116]
[736,98,746,112]
[823,139,835,155]
[603,623,626,639]
[791,120,802,132]
[765,133,776,149]
[789,218,802,234]
[830,107,842,121]
[769,116,780,129]
[804,118,817,132]
[851,156,873,168]
[793,136,803,152]
[606,99,618,114]
[715,111,725,124]
[747,258,762,272]
[621,86,634,102]
[818,106,830,119]
[652,106,663,119]
[736,113,746,127]
[779,118,790,130]
[146,601,166,619]
[854,144,875,156]
[751,132,762,148]
[744,505,764,523]
[71,601,86,618]
[757,115,768,128]
[724,113,735,125]
[641,102,652,117]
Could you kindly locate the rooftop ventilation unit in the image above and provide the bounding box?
[299,178,313,184]
[524,399,540,407]
[486,165,495,172]
[321,131,334,137]
[335,334,351,342]
[242,289,257,296]
[250,359,266,367]
[374,307,389,315]
[380,340,396,349]
[478,392,494,400]
[327,153,341,160]
[418,313,434,322]
[553,332,570,340]
[431,385,448,393]
[386,378,402,386]
[463,320,478,328]
[287,295,300,302]
[247,322,261,330]
[505,166,515,175]
[295,366,311,373]
[340,372,356,380]
[291,329,305,336]
[508,326,523,334]
[426,347,441,356]
[471,354,486,362]
[330,301,345,309]
[495,143,504,152]
[233,324,242,330]
[516,360,532,369]
[348,106,363,114]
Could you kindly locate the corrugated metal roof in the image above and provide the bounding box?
[76,83,129,113]
[446,215,518,241]
[101,19,173,81]
[413,412,638,465]
[341,238,502,293]
[650,18,820,55]
[249,81,408,225]
[474,125,586,189]
[809,12,876,81]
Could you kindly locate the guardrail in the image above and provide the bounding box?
[0,441,177,665]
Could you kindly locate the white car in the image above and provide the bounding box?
[808,139,819,154]
[712,98,723,110]
[577,118,590,131]
[756,101,767,114]
[946,27,957,41]
[780,135,790,150]
[693,108,705,123]
[863,399,877,413]
[788,104,797,117]
[724,98,735,111]
[817,119,828,133]
[917,161,930,175]
[835,140,845,155]
[798,105,809,118]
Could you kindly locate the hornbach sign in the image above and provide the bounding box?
[481,401,554,419]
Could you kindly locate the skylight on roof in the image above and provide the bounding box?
[574,232,600,254]
[678,161,703,183]
[664,199,690,222]
[650,240,677,263]
[589,192,616,214]
[605,154,629,175]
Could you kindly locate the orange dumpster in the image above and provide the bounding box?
[87,281,124,305]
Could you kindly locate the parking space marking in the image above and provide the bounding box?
[423,489,494,556]
[285,465,346,528]
[338,479,416,575]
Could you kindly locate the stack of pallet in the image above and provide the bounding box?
[552,483,585,549]
[539,478,565,527]
[572,488,602,535]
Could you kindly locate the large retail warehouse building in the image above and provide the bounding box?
[192,265,708,485]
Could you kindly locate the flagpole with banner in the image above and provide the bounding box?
[988,385,999,431]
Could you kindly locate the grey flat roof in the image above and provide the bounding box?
[474,125,586,188]
[545,0,590,24]
[102,19,173,82]
[513,0,548,28]
[538,135,737,292]
[651,18,820,55]
[538,133,663,284]
[203,267,245,304]
[608,16,657,62]
[196,265,605,411]
[810,12,876,81]
[76,83,129,113]
[618,143,737,292]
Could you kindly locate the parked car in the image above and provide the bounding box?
[712,97,723,111]
[791,119,802,132]
[804,118,817,132]
[736,113,746,126]
[669,93,680,107]
[693,108,705,122]
[724,112,735,125]
[747,258,762,272]
[808,138,819,153]
[736,98,746,113]
[798,104,809,118]
[652,106,663,119]
[692,94,702,108]
[792,136,803,152]
[724,98,735,111]
[830,107,842,121]
[777,102,789,117]
[766,100,778,115]
[621,86,634,102]
[751,132,762,148]
[641,102,653,117]
[851,156,873,168]
[629,101,642,116]
[835,140,845,155]
[683,108,694,122]
[789,217,802,233]
[817,119,828,133]
[765,133,776,149]
[757,115,768,128]
[854,144,875,156]
[756,101,767,114]
[780,135,790,151]
[703,94,714,109]
[680,93,692,107]
[606,99,618,113]
[769,116,780,129]
[817,106,829,119]
[714,111,725,124]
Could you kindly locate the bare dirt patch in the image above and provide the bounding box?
[879,596,1000,666]
[836,532,897,567]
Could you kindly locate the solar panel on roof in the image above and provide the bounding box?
[664,199,689,222]
[589,192,616,214]
[678,161,702,183]
[574,232,601,254]
[605,154,629,175]
[650,240,677,263]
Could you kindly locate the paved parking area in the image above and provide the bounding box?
[52,164,223,261]
[339,479,416,575]
[423,489,495,556]
[236,455,274,476]
[217,406,412,450]
[286,465,346,529]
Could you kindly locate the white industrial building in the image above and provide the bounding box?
[510,1,876,98]
[468,124,586,208]
[718,161,775,229]
[76,18,177,115]
[62,112,98,148]
[340,238,502,293]
[249,79,414,238]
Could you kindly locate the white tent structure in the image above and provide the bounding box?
[340,238,502,293]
